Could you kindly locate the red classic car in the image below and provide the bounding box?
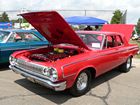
[9,11,139,96]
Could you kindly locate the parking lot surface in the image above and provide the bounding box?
[0,58,140,105]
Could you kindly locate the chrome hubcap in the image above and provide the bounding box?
[76,72,88,91]
[126,58,131,69]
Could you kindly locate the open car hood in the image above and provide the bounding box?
[101,24,134,42]
[21,11,89,50]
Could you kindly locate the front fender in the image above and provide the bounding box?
[73,65,96,84]
[63,65,97,89]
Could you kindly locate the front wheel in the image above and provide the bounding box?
[69,70,91,97]
[119,57,132,72]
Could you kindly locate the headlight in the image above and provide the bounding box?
[42,67,58,82]
[9,56,17,66]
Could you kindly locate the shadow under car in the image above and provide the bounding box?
[14,66,133,104]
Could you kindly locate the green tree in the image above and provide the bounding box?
[136,18,140,34]
[0,12,10,22]
[16,17,27,23]
[110,10,122,24]
[11,17,28,25]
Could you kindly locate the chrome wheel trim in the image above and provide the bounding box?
[76,72,88,91]
[126,58,131,69]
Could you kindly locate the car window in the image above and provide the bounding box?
[24,32,41,42]
[103,35,123,49]
[7,33,25,43]
[115,35,123,46]
[0,31,10,43]
[7,33,15,42]
[78,33,103,49]
[7,32,41,43]
[103,35,115,49]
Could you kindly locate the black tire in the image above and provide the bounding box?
[119,57,132,73]
[69,70,91,97]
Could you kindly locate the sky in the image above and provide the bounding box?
[0,0,140,24]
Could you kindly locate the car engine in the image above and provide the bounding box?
[29,47,79,62]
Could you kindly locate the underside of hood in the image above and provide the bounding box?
[101,24,134,42]
[20,11,89,50]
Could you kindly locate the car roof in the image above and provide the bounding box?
[76,30,123,36]
[0,29,37,33]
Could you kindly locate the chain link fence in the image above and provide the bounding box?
[0,9,127,29]
[0,9,127,22]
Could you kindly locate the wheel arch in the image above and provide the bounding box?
[72,66,97,86]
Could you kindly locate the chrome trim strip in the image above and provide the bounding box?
[15,59,53,81]
[15,58,58,82]
[17,58,46,68]
[10,65,66,91]
[61,59,87,78]
[100,34,106,50]
[61,47,138,78]
[1,47,28,51]
[63,73,77,78]
[128,47,139,50]
[16,65,46,79]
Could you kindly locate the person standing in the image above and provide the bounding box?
[84,25,92,30]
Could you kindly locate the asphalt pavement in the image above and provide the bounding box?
[0,58,140,105]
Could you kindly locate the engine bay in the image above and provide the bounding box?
[28,47,82,62]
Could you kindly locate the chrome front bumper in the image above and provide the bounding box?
[9,65,66,91]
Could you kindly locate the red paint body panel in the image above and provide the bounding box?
[11,11,139,90]
[21,11,89,50]
[12,43,138,89]
[101,24,134,42]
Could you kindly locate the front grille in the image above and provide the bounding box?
[16,59,44,74]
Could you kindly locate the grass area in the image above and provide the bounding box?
[135,54,140,58]
[130,40,140,47]
[129,40,140,58]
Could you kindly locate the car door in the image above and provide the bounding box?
[97,35,120,74]
[24,32,48,49]
[113,35,126,64]
[0,32,29,63]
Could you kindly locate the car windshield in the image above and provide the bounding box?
[0,31,10,43]
[78,33,104,49]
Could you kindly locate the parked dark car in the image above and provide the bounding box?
[0,29,48,63]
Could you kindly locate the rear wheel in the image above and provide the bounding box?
[119,57,132,72]
[69,70,91,97]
